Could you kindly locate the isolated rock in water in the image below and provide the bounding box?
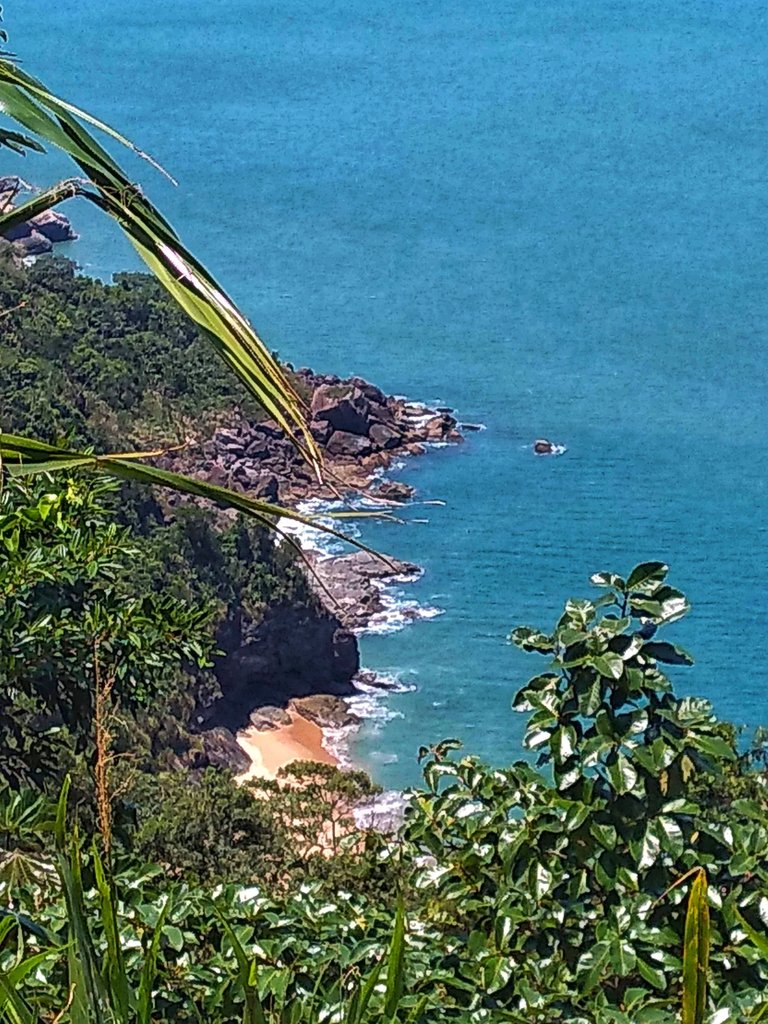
[534,438,557,455]
[372,480,414,503]
[423,414,457,441]
[326,430,372,458]
[460,422,484,432]
[249,706,292,731]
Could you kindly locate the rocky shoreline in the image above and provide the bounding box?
[171,368,466,770]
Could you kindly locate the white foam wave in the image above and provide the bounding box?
[277,499,360,559]
[352,789,409,833]
[365,589,444,635]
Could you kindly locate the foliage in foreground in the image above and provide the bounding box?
[3,563,768,1021]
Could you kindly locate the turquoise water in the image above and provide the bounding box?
[6,0,768,787]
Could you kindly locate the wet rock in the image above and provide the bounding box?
[460,422,484,432]
[369,422,401,450]
[290,694,361,730]
[423,414,456,441]
[310,550,420,631]
[327,430,372,458]
[372,480,414,503]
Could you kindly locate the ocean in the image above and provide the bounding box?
[6,0,768,788]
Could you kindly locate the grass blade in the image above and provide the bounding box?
[92,846,130,1024]
[210,906,267,1024]
[136,897,170,1024]
[384,900,406,1020]
[681,868,709,1024]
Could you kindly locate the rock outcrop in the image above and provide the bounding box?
[162,367,462,507]
[310,550,420,631]
[0,178,77,257]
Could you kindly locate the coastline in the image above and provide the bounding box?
[160,369,468,784]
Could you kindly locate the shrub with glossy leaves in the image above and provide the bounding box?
[403,564,768,1021]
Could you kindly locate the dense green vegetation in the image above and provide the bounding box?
[0,251,266,448]
[4,490,768,1020]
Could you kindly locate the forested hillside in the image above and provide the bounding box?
[0,248,260,448]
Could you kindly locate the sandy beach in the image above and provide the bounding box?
[236,712,337,782]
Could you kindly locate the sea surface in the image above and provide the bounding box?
[6,0,768,788]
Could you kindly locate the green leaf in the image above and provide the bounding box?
[735,908,768,958]
[590,822,617,850]
[636,957,666,991]
[638,823,662,871]
[530,861,554,900]
[606,755,638,795]
[383,900,406,1020]
[481,954,513,994]
[682,869,709,1024]
[608,936,637,977]
[137,898,171,1024]
[551,725,577,765]
[590,572,626,590]
[579,941,611,991]
[691,735,737,761]
[594,653,624,680]
[627,561,669,591]
[642,641,694,665]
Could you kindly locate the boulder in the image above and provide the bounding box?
[372,480,414,503]
[326,430,372,458]
[310,419,334,445]
[249,705,292,731]
[29,209,76,243]
[311,383,371,436]
[348,376,387,406]
[369,422,401,450]
[11,230,52,256]
[252,474,280,502]
[194,727,250,773]
[245,434,272,458]
[423,414,453,441]
[290,694,360,730]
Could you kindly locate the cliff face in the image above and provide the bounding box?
[205,603,359,732]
